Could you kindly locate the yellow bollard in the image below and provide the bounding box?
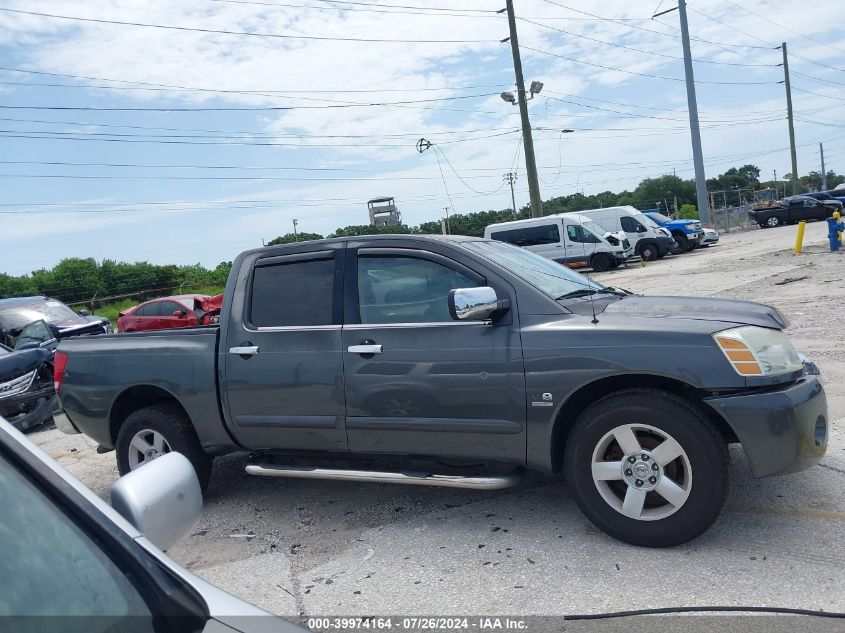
[836,211,843,243]
[794,221,806,254]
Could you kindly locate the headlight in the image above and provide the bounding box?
[684,224,695,230]
[713,326,802,377]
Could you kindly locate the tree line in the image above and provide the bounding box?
[3,165,841,305]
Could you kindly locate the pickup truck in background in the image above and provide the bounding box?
[750,195,841,228]
[53,235,828,547]
[643,211,702,252]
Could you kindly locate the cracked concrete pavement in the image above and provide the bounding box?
[30,221,845,621]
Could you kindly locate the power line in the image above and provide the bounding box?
[791,70,845,87]
[518,16,776,67]
[0,7,497,43]
[205,0,496,16]
[536,0,775,50]
[791,86,845,102]
[0,65,509,95]
[0,91,501,112]
[789,52,845,73]
[520,45,781,84]
[720,0,845,56]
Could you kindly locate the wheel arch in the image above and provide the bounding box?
[108,384,189,446]
[549,373,737,473]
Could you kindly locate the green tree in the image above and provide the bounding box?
[677,203,698,219]
[49,258,103,303]
[330,224,413,237]
[630,175,696,210]
[267,232,324,246]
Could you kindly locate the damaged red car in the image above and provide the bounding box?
[117,294,222,333]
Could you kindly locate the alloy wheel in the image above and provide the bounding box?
[127,428,172,470]
[590,423,692,521]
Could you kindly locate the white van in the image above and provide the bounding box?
[484,213,634,272]
[574,206,675,261]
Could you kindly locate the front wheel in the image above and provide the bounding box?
[590,253,612,272]
[564,389,730,547]
[673,233,691,252]
[116,403,213,492]
[766,216,782,228]
[638,243,658,262]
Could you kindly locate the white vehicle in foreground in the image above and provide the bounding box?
[484,213,634,272]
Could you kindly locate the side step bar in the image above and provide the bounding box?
[244,463,521,490]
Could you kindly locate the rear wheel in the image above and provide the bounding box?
[564,389,730,547]
[116,403,213,492]
[766,216,782,228]
[590,253,612,272]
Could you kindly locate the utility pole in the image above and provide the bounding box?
[782,42,799,196]
[443,207,451,234]
[292,218,299,241]
[820,143,827,190]
[664,0,712,226]
[504,172,518,219]
[503,0,542,217]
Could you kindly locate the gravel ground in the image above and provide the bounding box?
[30,221,845,623]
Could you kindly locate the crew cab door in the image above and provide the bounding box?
[341,243,525,462]
[221,246,347,451]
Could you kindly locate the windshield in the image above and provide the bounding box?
[649,212,672,223]
[638,213,660,228]
[0,298,85,331]
[464,240,603,300]
[581,220,608,239]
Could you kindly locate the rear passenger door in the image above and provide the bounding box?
[341,244,526,462]
[222,246,348,451]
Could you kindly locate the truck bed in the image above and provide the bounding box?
[57,327,235,453]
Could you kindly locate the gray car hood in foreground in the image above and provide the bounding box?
[601,295,787,329]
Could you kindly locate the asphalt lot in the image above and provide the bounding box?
[31,221,845,620]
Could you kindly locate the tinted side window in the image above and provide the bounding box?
[157,301,184,317]
[250,257,335,327]
[358,256,477,324]
[566,225,599,243]
[134,303,154,317]
[620,216,645,232]
[489,223,560,247]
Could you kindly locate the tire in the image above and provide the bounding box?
[766,215,782,228]
[638,243,658,262]
[673,233,691,252]
[115,403,213,492]
[590,253,612,272]
[563,389,730,547]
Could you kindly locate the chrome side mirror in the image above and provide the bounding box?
[448,286,506,321]
[110,452,202,551]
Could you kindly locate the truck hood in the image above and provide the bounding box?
[601,295,787,329]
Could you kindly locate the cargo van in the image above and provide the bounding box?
[484,213,633,271]
[575,206,675,261]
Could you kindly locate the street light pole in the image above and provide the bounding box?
[503,0,543,218]
[443,207,451,234]
[292,218,299,241]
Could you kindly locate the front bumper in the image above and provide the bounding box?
[704,376,828,477]
[614,246,634,261]
[656,236,676,256]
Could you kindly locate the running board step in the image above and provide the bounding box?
[244,463,521,490]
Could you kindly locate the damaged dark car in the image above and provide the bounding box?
[0,321,59,431]
[0,295,110,348]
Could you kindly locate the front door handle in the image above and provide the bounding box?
[229,345,260,355]
[348,344,383,355]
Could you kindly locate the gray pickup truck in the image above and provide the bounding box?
[54,235,828,547]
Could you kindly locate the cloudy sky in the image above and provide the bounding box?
[1,0,844,276]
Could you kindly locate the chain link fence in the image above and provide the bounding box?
[710,203,756,233]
